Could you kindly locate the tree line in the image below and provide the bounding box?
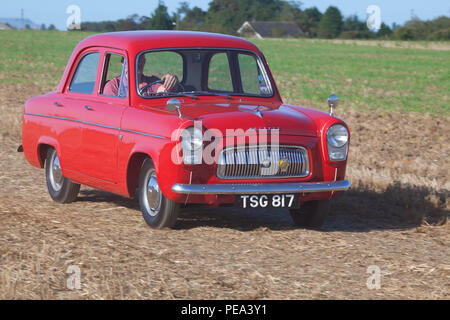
[74,0,449,40]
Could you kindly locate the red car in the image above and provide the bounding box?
[21,31,350,229]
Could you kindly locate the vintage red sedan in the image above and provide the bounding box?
[21,31,350,229]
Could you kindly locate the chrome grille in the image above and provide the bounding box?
[217,145,310,179]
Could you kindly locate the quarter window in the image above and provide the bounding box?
[101,54,128,98]
[69,52,100,94]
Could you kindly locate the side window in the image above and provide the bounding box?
[101,54,128,98]
[208,53,233,92]
[69,52,100,94]
[238,54,271,95]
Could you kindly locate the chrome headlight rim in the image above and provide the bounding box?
[326,124,349,149]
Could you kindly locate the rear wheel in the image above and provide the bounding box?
[45,148,80,203]
[289,200,330,229]
[138,159,179,229]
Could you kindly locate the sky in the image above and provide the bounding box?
[1,0,449,30]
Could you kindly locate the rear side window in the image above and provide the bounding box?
[208,52,233,92]
[69,52,100,94]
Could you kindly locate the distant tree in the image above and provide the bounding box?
[377,23,393,39]
[296,7,322,37]
[104,22,117,32]
[48,24,56,30]
[276,1,302,23]
[428,16,450,40]
[117,15,139,31]
[147,0,174,30]
[340,15,374,39]
[391,22,398,31]
[205,0,285,34]
[177,3,207,30]
[138,16,151,29]
[392,16,450,40]
[40,23,46,31]
[393,26,415,40]
[25,24,31,30]
[318,6,343,38]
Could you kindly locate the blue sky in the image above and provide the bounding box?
[1,0,449,30]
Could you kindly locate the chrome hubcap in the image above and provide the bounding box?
[143,171,162,217]
[50,152,63,191]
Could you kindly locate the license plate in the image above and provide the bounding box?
[236,194,300,209]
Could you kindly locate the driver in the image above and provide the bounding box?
[103,55,179,97]
[137,55,179,95]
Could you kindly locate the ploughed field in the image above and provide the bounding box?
[0,31,448,299]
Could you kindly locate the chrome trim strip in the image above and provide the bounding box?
[24,112,167,140]
[172,180,351,195]
[120,128,166,140]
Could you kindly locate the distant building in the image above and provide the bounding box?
[0,22,12,30]
[237,21,304,39]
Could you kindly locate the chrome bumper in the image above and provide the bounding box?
[172,180,351,195]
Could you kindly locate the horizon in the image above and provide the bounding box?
[1,0,449,31]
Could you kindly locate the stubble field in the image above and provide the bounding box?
[0,31,448,299]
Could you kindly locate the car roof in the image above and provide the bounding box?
[77,31,261,55]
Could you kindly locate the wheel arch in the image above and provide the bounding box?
[36,138,61,168]
[126,152,153,198]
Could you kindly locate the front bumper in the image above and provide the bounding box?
[172,179,351,195]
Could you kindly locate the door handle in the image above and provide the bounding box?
[84,105,93,111]
[53,102,62,107]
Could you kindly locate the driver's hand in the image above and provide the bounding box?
[161,74,178,92]
[157,85,167,93]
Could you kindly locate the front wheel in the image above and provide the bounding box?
[289,200,330,229]
[138,159,179,229]
[45,148,80,203]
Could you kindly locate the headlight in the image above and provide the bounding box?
[181,126,203,164]
[326,124,349,161]
[327,124,348,148]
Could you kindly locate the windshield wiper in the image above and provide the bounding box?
[159,92,199,99]
[191,91,232,100]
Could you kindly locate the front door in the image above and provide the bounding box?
[65,48,129,183]
[79,50,129,183]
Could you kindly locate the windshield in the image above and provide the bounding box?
[135,49,273,98]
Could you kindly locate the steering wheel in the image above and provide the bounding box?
[139,80,163,96]
[139,79,185,96]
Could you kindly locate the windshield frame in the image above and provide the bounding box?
[135,47,274,100]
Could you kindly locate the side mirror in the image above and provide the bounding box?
[328,94,339,116]
[167,98,182,118]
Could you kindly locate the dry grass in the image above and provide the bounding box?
[0,83,449,299]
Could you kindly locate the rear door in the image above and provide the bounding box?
[61,49,101,176]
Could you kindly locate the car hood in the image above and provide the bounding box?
[177,101,318,137]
